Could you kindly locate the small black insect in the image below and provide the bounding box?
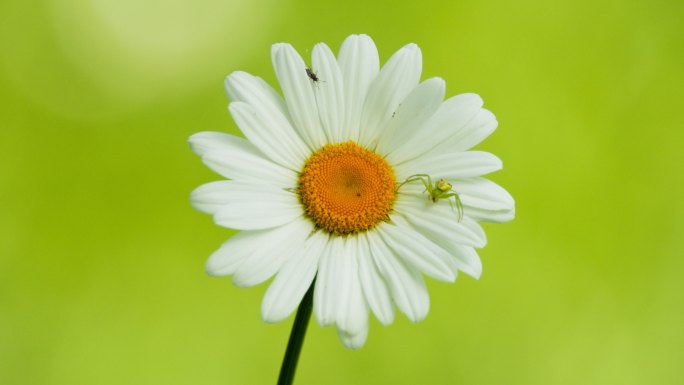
[305,67,320,82]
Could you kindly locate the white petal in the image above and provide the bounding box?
[394,151,502,181]
[261,231,328,322]
[191,180,295,214]
[448,244,483,279]
[225,71,290,119]
[357,234,394,325]
[314,236,343,327]
[460,217,487,246]
[436,240,480,279]
[358,43,422,149]
[205,231,257,277]
[333,239,355,327]
[311,43,345,143]
[465,206,515,223]
[456,179,515,223]
[190,181,233,215]
[453,178,515,215]
[376,223,456,282]
[337,34,379,142]
[188,131,238,157]
[228,101,308,171]
[225,73,310,166]
[190,181,301,230]
[400,153,514,224]
[189,132,296,187]
[366,232,430,322]
[214,203,301,231]
[390,211,483,278]
[393,194,486,248]
[387,93,483,164]
[272,43,326,150]
[334,239,370,349]
[429,108,498,154]
[337,316,369,350]
[375,77,445,156]
[231,218,314,287]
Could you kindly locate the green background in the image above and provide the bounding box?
[2,0,683,384]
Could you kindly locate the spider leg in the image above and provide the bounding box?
[413,174,437,200]
[418,177,433,196]
[396,174,430,191]
[438,192,464,221]
[397,174,433,194]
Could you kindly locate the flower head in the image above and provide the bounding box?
[190,34,514,349]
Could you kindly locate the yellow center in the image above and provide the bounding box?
[298,141,396,235]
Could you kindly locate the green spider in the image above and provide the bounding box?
[397,174,464,221]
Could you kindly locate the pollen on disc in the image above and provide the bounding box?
[298,141,396,235]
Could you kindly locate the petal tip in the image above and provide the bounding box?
[338,328,368,350]
[261,305,286,324]
[205,255,230,277]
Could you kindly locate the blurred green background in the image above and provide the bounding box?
[2,0,683,384]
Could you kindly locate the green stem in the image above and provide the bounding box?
[277,278,316,385]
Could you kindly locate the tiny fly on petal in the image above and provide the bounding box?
[305,67,320,82]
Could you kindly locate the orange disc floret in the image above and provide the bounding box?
[298,141,396,235]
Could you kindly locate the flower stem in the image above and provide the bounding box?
[277,278,315,385]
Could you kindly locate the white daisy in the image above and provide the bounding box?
[190,34,514,349]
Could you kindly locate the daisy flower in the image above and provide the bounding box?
[190,34,514,350]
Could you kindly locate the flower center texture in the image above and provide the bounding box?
[298,141,396,235]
